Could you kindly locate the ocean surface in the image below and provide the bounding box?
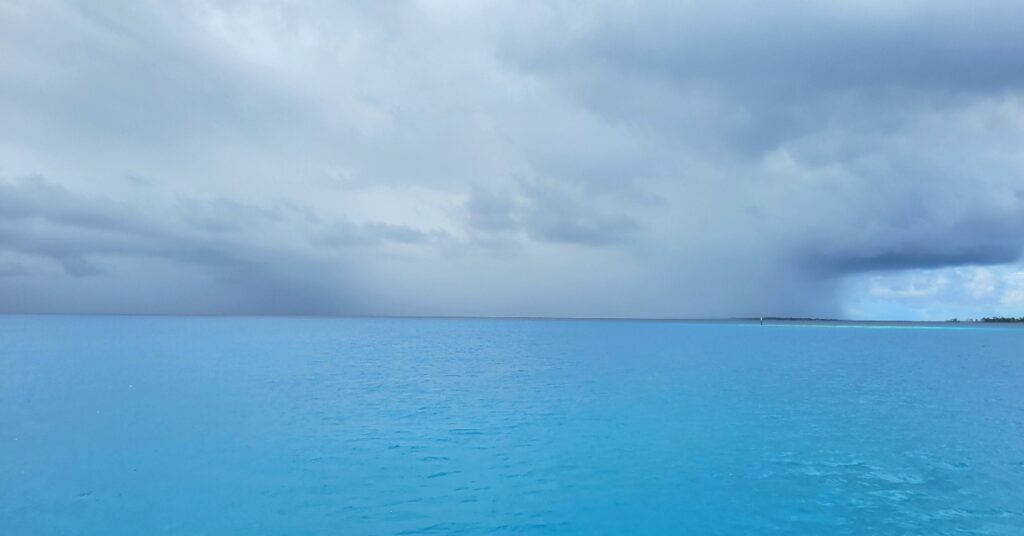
[1,316,1023,535]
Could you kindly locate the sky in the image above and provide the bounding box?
[1,0,1023,320]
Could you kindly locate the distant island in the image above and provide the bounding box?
[949,316,1024,323]
[746,316,1024,324]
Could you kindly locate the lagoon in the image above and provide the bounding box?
[2,316,1022,534]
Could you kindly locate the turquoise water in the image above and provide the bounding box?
[1,316,1023,534]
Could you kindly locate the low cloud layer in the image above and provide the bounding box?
[1,1,1023,318]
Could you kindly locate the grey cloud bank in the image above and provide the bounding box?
[1,0,1023,319]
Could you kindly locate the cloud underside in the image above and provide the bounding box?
[1,1,1023,318]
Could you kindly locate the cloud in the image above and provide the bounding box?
[1,1,1023,318]
[843,266,1024,320]
[0,176,373,314]
[1001,272,1024,306]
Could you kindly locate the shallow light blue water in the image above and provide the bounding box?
[1,316,1023,535]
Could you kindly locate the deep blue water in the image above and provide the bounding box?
[1,316,1023,535]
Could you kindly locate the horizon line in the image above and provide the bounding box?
[1,312,1020,325]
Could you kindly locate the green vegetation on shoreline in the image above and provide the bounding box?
[948,317,1024,323]
[745,317,1024,325]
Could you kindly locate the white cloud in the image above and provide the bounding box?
[1001,272,1024,306]
[966,267,998,299]
[843,265,1024,320]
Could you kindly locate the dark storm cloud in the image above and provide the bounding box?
[313,221,442,248]
[1,1,1023,317]
[462,185,641,246]
[805,213,1024,275]
[0,176,429,314]
[555,2,1024,91]
[0,177,242,270]
[520,191,640,246]
[464,190,519,234]
[0,262,29,277]
[499,1,1024,157]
